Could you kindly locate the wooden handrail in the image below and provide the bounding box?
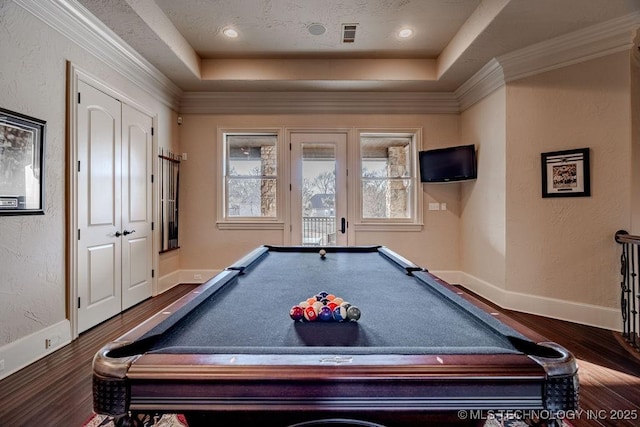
[616,229,640,351]
[615,230,640,245]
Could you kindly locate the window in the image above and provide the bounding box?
[218,131,283,228]
[358,131,422,228]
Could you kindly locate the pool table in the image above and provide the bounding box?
[93,246,578,426]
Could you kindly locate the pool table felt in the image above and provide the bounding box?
[134,249,530,356]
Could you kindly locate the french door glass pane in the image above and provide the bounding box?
[302,143,336,245]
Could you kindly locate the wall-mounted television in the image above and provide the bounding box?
[419,144,477,183]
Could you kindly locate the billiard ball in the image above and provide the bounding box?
[289,305,304,321]
[319,249,326,259]
[332,305,347,322]
[346,305,361,321]
[299,301,309,308]
[304,306,318,321]
[318,306,333,321]
[340,302,351,311]
[312,301,323,313]
[306,297,316,305]
[332,297,344,305]
[327,302,338,311]
[318,291,329,298]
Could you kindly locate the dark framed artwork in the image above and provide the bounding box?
[541,148,590,198]
[0,108,46,215]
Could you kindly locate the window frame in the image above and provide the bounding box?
[216,128,285,230]
[353,128,423,231]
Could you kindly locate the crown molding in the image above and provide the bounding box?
[13,0,182,111]
[455,58,505,112]
[180,91,460,115]
[498,11,640,83]
[456,12,640,111]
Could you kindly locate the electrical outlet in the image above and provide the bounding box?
[428,202,440,211]
[0,359,5,371]
[440,203,447,211]
[45,335,61,349]
[194,274,202,280]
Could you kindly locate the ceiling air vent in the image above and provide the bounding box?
[342,23,358,43]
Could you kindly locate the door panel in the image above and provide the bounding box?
[290,133,348,246]
[77,81,122,332]
[88,109,118,226]
[121,103,153,310]
[88,243,117,304]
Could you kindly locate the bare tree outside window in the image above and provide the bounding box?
[360,134,414,219]
[225,134,277,218]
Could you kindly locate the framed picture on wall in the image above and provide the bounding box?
[541,148,590,198]
[0,107,46,215]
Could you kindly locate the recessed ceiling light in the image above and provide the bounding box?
[223,27,239,38]
[398,28,414,39]
[307,23,326,36]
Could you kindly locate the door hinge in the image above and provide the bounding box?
[151,269,155,278]
[151,127,154,136]
[151,174,154,183]
[77,229,80,240]
[151,222,154,231]
[289,143,292,150]
[290,184,292,191]
[77,92,81,104]
[77,161,81,172]
[77,297,81,309]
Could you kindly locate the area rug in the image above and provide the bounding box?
[82,413,188,427]
[83,413,572,427]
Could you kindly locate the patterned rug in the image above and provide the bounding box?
[83,413,188,427]
[83,413,572,426]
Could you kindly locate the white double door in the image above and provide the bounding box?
[76,81,153,333]
[290,132,348,246]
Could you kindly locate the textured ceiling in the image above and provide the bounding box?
[75,0,640,92]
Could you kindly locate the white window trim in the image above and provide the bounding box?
[216,127,286,230]
[353,128,423,232]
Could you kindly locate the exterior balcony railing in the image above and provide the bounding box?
[302,216,336,246]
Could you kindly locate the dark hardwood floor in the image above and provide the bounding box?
[0,284,639,427]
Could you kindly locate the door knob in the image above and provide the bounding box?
[123,229,136,236]
[114,231,122,237]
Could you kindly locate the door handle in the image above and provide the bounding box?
[123,229,136,236]
[114,231,122,237]
[340,218,346,234]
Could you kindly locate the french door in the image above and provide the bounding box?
[290,132,348,246]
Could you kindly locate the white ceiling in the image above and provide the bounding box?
[75,0,640,92]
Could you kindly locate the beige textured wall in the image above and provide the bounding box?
[459,87,507,290]
[0,1,176,346]
[178,113,461,271]
[505,51,632,308]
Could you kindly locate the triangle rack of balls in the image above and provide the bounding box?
[289,291,361,322]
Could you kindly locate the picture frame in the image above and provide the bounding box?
[541,148,590,198]
[0,107,46,215]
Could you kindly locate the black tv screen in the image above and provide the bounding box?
[419,144,477,183]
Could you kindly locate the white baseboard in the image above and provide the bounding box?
[432,270,622,332]
[0,319,71,381]
[157,269,222,294]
